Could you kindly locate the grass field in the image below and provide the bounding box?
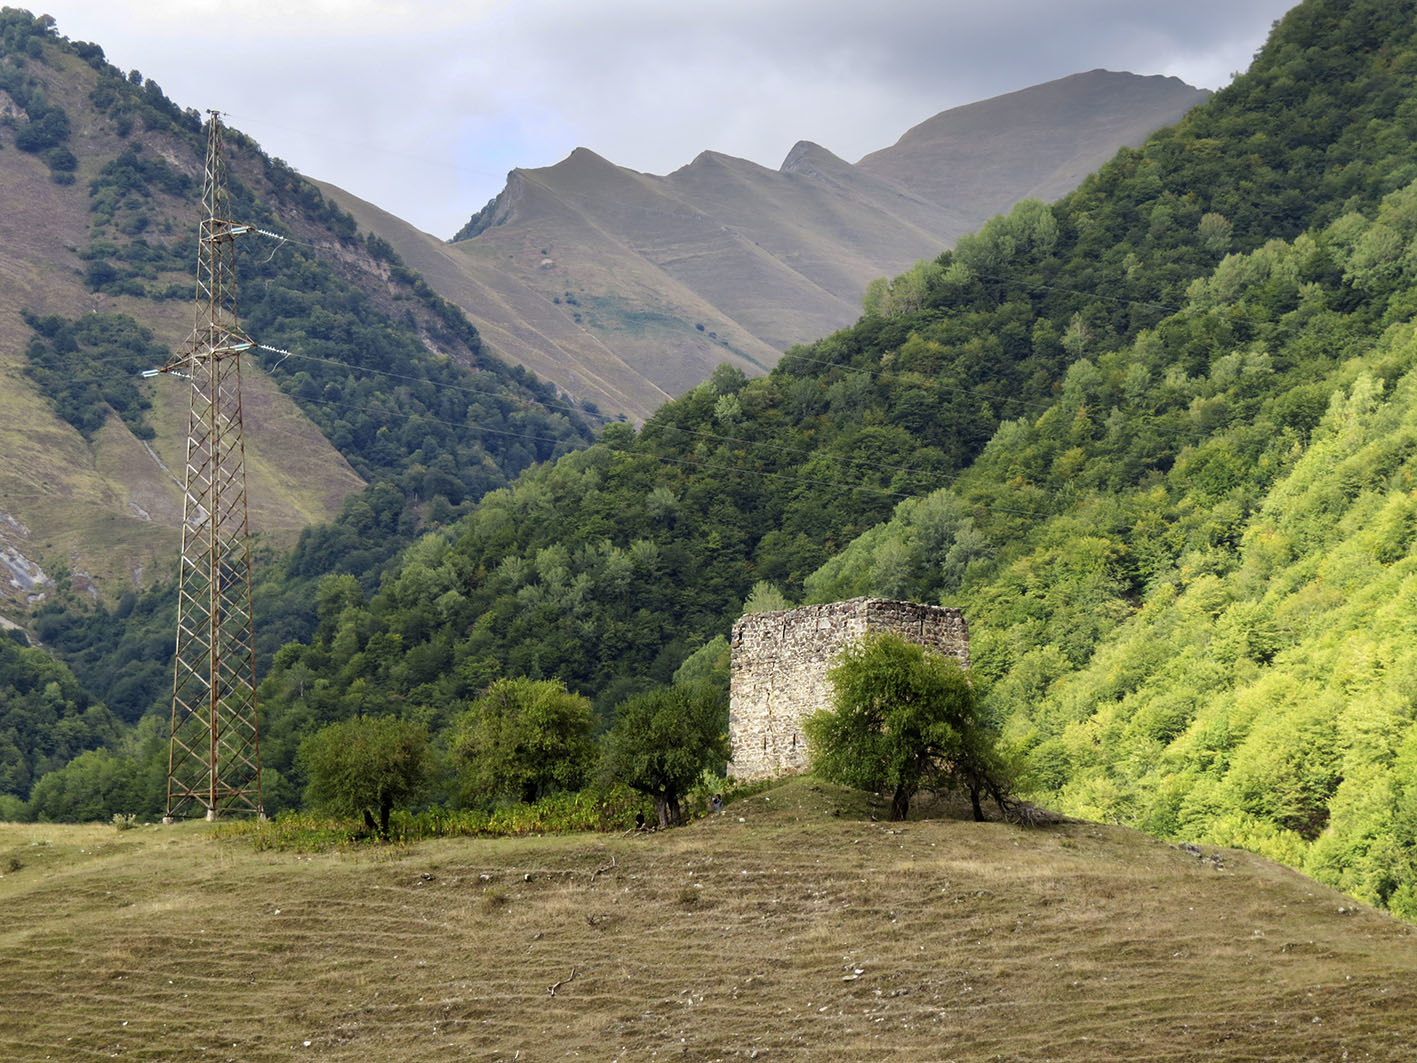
[3,779,1415,1061]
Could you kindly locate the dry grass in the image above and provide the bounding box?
[3,780,1416,1061]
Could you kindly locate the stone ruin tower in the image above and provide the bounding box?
[728,597,969,781]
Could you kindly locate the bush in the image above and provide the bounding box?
[216,784,652,851]
[0,794,28,822]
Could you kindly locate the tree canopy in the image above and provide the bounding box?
[807,633,1011,821]
[298,715,429,838]
[452,677,594,807]
[0,635,121,801]
[601,684,729,828]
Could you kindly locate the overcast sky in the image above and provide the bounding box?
[36,0,1298,238]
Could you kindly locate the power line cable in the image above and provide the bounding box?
[4,313,1093,527]
[7,299,1207,500]
[17,166,1255,528]
[265,349,970,482]
[221,111,509,186]
[16,321,1030,486]
[269,391,934,506]
[198,119,1193,390]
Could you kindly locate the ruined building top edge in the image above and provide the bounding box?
[731,597,968,637]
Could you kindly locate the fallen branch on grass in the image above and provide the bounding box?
[589,856,617,882]
[548,967,577,996]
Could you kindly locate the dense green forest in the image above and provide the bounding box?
[247,0,1417,700]
[0,633,120,816]
[10,0,1417,918]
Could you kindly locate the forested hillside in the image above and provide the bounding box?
[12,0,1417,920]
[253,0,1416,691]
[0,9,594,737]
[789,0,1417,915]
[242,0,1417,913]
[0,632,119,814]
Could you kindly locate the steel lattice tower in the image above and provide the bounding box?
[162,112,262,821]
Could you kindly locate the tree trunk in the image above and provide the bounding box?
[363,808,378,835]
[890,785,911,821]
[969,784,985,823]
[654,788,683,828]
[379,797,392,839]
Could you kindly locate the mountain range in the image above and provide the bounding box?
[222,0,1417,922]
[11,0,1417,936]
[324,70,1208,420]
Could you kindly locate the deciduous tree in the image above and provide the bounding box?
[807,633,1012,821]
[453,677,594,806]
[602,684,729,827]
[299,715,429,838]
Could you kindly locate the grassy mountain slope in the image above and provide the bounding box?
[256,0,1378,732]
[0,10,592,619]
[5,780,1417,1060]
[858,70,1212,214]
[0,28,362,611]
[325,71,1206,420]
[312,178,681,417]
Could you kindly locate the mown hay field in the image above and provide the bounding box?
[2,780,1415,1061]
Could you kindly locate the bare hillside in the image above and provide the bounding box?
[325,70,1208,420]
[857,69,1205,212]
[0,84,365,610]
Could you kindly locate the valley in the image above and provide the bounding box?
[4,0,1417,991]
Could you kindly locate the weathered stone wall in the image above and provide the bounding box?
[728,597,969,781]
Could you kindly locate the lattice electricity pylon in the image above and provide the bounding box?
[161,111,263,821]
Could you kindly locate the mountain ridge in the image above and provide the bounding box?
[332,69,1208,420]
[10,0,1417,943]
[230,0,1417,922]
